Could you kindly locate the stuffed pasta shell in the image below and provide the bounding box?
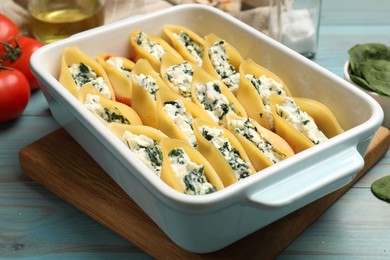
[97,53,135,106]
[237,59,291,131]
[163,25,205,67]
[109,124,167,177]
[130,30,182,71]
[156,88,215,147]
[202,33,243,94]
[160,138,224,195]
[193,119,255,186]
[191,67,247,127]
[80,85,142,126]
[160,53,196,99]
[226,114,294,171]
[294,97,344,139]
[59,46,115,101]
[130,59,168,128]
[269,95,343,153]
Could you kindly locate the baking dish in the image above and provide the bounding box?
[30,4,383,253]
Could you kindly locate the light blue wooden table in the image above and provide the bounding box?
[1,0,389,258]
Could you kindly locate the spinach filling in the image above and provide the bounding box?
[233,118,285,164]
[168,148,216,195]
[135,74,159,101]
[71,62,95,87]
[201,126,251,180]
[164,62,194,98]
[163,100,196,147]
[100,107,130,124]
[135,31,165,61]
[208,40,240,91]
[122,132,163,176]
[247,76,283,96]
[177,31,204,65]
[197,82,234,124]
[143,142,163,171]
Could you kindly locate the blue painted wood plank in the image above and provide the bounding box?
[22,90,52,117]
[279,188,390,258]
[0,116,59,181]
[0,182,153,259]
[313,24,390,77]
[321,0,390,25]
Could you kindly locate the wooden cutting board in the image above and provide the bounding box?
[19,126,390,259]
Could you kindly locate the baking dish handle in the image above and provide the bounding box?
[247,147,364,209]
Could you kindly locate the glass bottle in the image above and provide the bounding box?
[268,0,322,58]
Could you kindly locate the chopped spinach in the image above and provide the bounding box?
[201,126,251,180]
[101,107,130,124]
[178,31,204,61]
[164,101,180,108]
[144,142,163,171]
[169,148,216,195]
[183,166,216,195]
[79,62,90,73]
[201,128,214,141]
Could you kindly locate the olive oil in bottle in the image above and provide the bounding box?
[29,0,105,44]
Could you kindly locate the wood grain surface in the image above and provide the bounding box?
[19,127,390,259]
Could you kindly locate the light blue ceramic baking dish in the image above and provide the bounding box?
[30,4,382,253]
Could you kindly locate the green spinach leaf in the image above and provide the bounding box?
[362,60,390,96]
[348,43,390,96]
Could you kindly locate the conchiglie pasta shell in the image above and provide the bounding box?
[130,30,182,71]
[109,123,167,142]
[240,59,292,96]
[225,114,294,172]
[202,33,243,94]
[59,46,115,101]
[163,24,205,67]
[269,94,315,153]
[80,84,142,126]
[160,53,196,97]
[97,53,135,106]
[160,138,224,194]
[108,124,167,177]
[190,67,247,126]
[237,59,291,130]
[156,88,215,145]
[193,118,255,187]
[130,59,168,128]
[294,97,344,138]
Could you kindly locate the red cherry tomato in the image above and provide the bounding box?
[0,14,19,42]
[0,67,30,123]
[0,36,43,91]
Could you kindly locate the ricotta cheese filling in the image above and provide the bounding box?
[163,100,197,147]
[276,97,328,145]
[106,57,131,78]
[208,40,240,92]
[200,125,251,180]
[168,148,216,195]
[135,31,165,61]
[122,131,163,177]
[230,118,286,164]
[68,62,111,99]
[133,73,159,101]
[195,81,236,126]
[84,94,130,124]
[164,62,194,99]
[245,74,287,129]
[173,31,204,67]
